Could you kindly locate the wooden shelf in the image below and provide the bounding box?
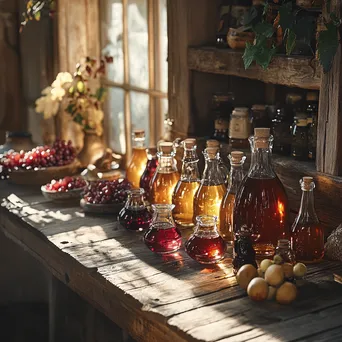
[188,46,321,90]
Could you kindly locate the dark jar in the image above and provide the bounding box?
[251,104,271,130]
[291,113,308,161]
[271,108,292,155]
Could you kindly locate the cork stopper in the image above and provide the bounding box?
[159,142,174,154]
[230,151,244,163]
[206,139,220,148]
[183,138,196,149]
[205,146,219,159]
[147,146,158,156]
[133,129,145,138]
[302,176,314,190]
[254,128,270,149]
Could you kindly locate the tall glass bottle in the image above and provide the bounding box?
[193,146,226,229]
[126,130,148,188]
[139,147,158,200]
[150,142,180,204]
[291,177,324,263]
[233,128,289,258]
[206,139,229,183]
[220,151,246,246]
[172,139,200,227]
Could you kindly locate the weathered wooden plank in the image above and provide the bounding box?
[188,46,321,90]
[299,326,342,342]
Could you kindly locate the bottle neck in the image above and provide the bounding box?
[133,138,145,149]
[153,210,176,229]
[181,148,200,182]
[157,153,178,173]
[126,194,145,209]
[228,163,245,194]
[202,158,225,185]
[298,189,319,222]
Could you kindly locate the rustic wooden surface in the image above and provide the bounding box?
[188,46,321,91]
[1,182,342,342]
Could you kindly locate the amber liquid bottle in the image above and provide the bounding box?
[172,139,200,227]
[233,128,289,258]
[126,130,148,189]
[220,151,246,246]
[193,147,226,229]
[291,177,324,263]
[150,142,180,204]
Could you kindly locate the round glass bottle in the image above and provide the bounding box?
[139,147,158,200]
[291,177,324,263]
[172,139,200,227]
[144,204,182,254]
[126,130,148,189]
[150,142,180,204]
[118,188,152,231]
[185,215,226,264]
[229,107,250,149]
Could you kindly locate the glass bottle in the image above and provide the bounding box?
[193,147,226,229]
[139,147,158,200]
[118,188,152,231]
[291,113,308,161]
[206,139,229,183]
[144,204,182,254]
[220,151,246,247]
[251,104,271,130]
[275,239,296,264]
[229,107,250,149]
[291,177,324,263]
[306,92,319,161]
[271,107,292,156]
[233,128,289,259]
[126,130,148,189]
[185,215,226,264]
[172,139,200,227]
[150,142,180,204]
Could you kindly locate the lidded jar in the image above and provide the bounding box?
[229,107,250,149]
[118,188,152,231]
[150,142,180,204]
[275,239,296,264]
[233,128,289,259]
[291,177,324,263]
[172,139,200,227]
[144,204,182,254]
[126,129,148,189]
[185,215,226,264]
[139,147,158,199]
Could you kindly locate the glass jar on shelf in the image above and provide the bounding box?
[275,239,296,264]
[185,215,226,264]
[306,92,319,161]
[291,113,308,161]
[144,204,182,254]
[271,107,292,155]
[118,188,152,231]
[126,129,148,189]
[251,104,271,130]
[229,107,250,149]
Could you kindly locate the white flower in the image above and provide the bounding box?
[35,94,60,119]
[51,87,66,101]
[41,86,52,95]
[52,72,73,88]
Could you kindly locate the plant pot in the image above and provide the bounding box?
[227,28,255,50]
[77,131,105,168]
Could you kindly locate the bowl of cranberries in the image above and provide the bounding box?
[41,176,88,201]
[80,179,131,214]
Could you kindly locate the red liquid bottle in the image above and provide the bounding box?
[233,128,289,259]
[185,215,226,264]
[139,147,158,200]
[144,204,182,254]
[291,177,324,263]
[118,188,152,231]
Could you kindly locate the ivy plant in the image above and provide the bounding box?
[242,0,341,73]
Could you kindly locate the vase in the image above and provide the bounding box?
[77,131,105,168]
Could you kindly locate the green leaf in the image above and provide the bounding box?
[95,87,106,101]
[253,22,274,38]
[318,22,339,73]
[244,6,263,27]
[286,29,296,55]
[34,11,41,21]
[66,103,76,114]
[279,2,295,31]
[243,42,257,69]
[294,15,315,46]
[255,43,277,69]
[73,113,84,125]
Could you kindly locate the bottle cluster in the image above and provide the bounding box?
[123,128,324,267]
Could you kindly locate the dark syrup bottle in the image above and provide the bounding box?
[139,147,158,200]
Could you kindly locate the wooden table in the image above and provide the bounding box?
[1,181,342,342]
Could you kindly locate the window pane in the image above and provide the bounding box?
[108,88,126,154]
[130,91,150,145]
[159,0,168,93]
[102,0,124,84]
[128,0,149,89]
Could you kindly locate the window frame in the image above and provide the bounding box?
[100,0,168,162]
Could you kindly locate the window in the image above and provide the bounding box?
[101,0,168,158]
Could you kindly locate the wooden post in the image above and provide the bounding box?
[317,0,342,176]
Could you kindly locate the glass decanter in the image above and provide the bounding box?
[233,128,289,259]
[291,177,324,263]
[206,139,229,182]
[275,239,296,264]
[172,139,200,227]
[118,188,152,231]
[150,142,180,204]
[220,151,246,247]
[126,130,148,189]
[185,215,226,264]
[144,204,182,254]
[139,147,158,200]
[193,147,226,229]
